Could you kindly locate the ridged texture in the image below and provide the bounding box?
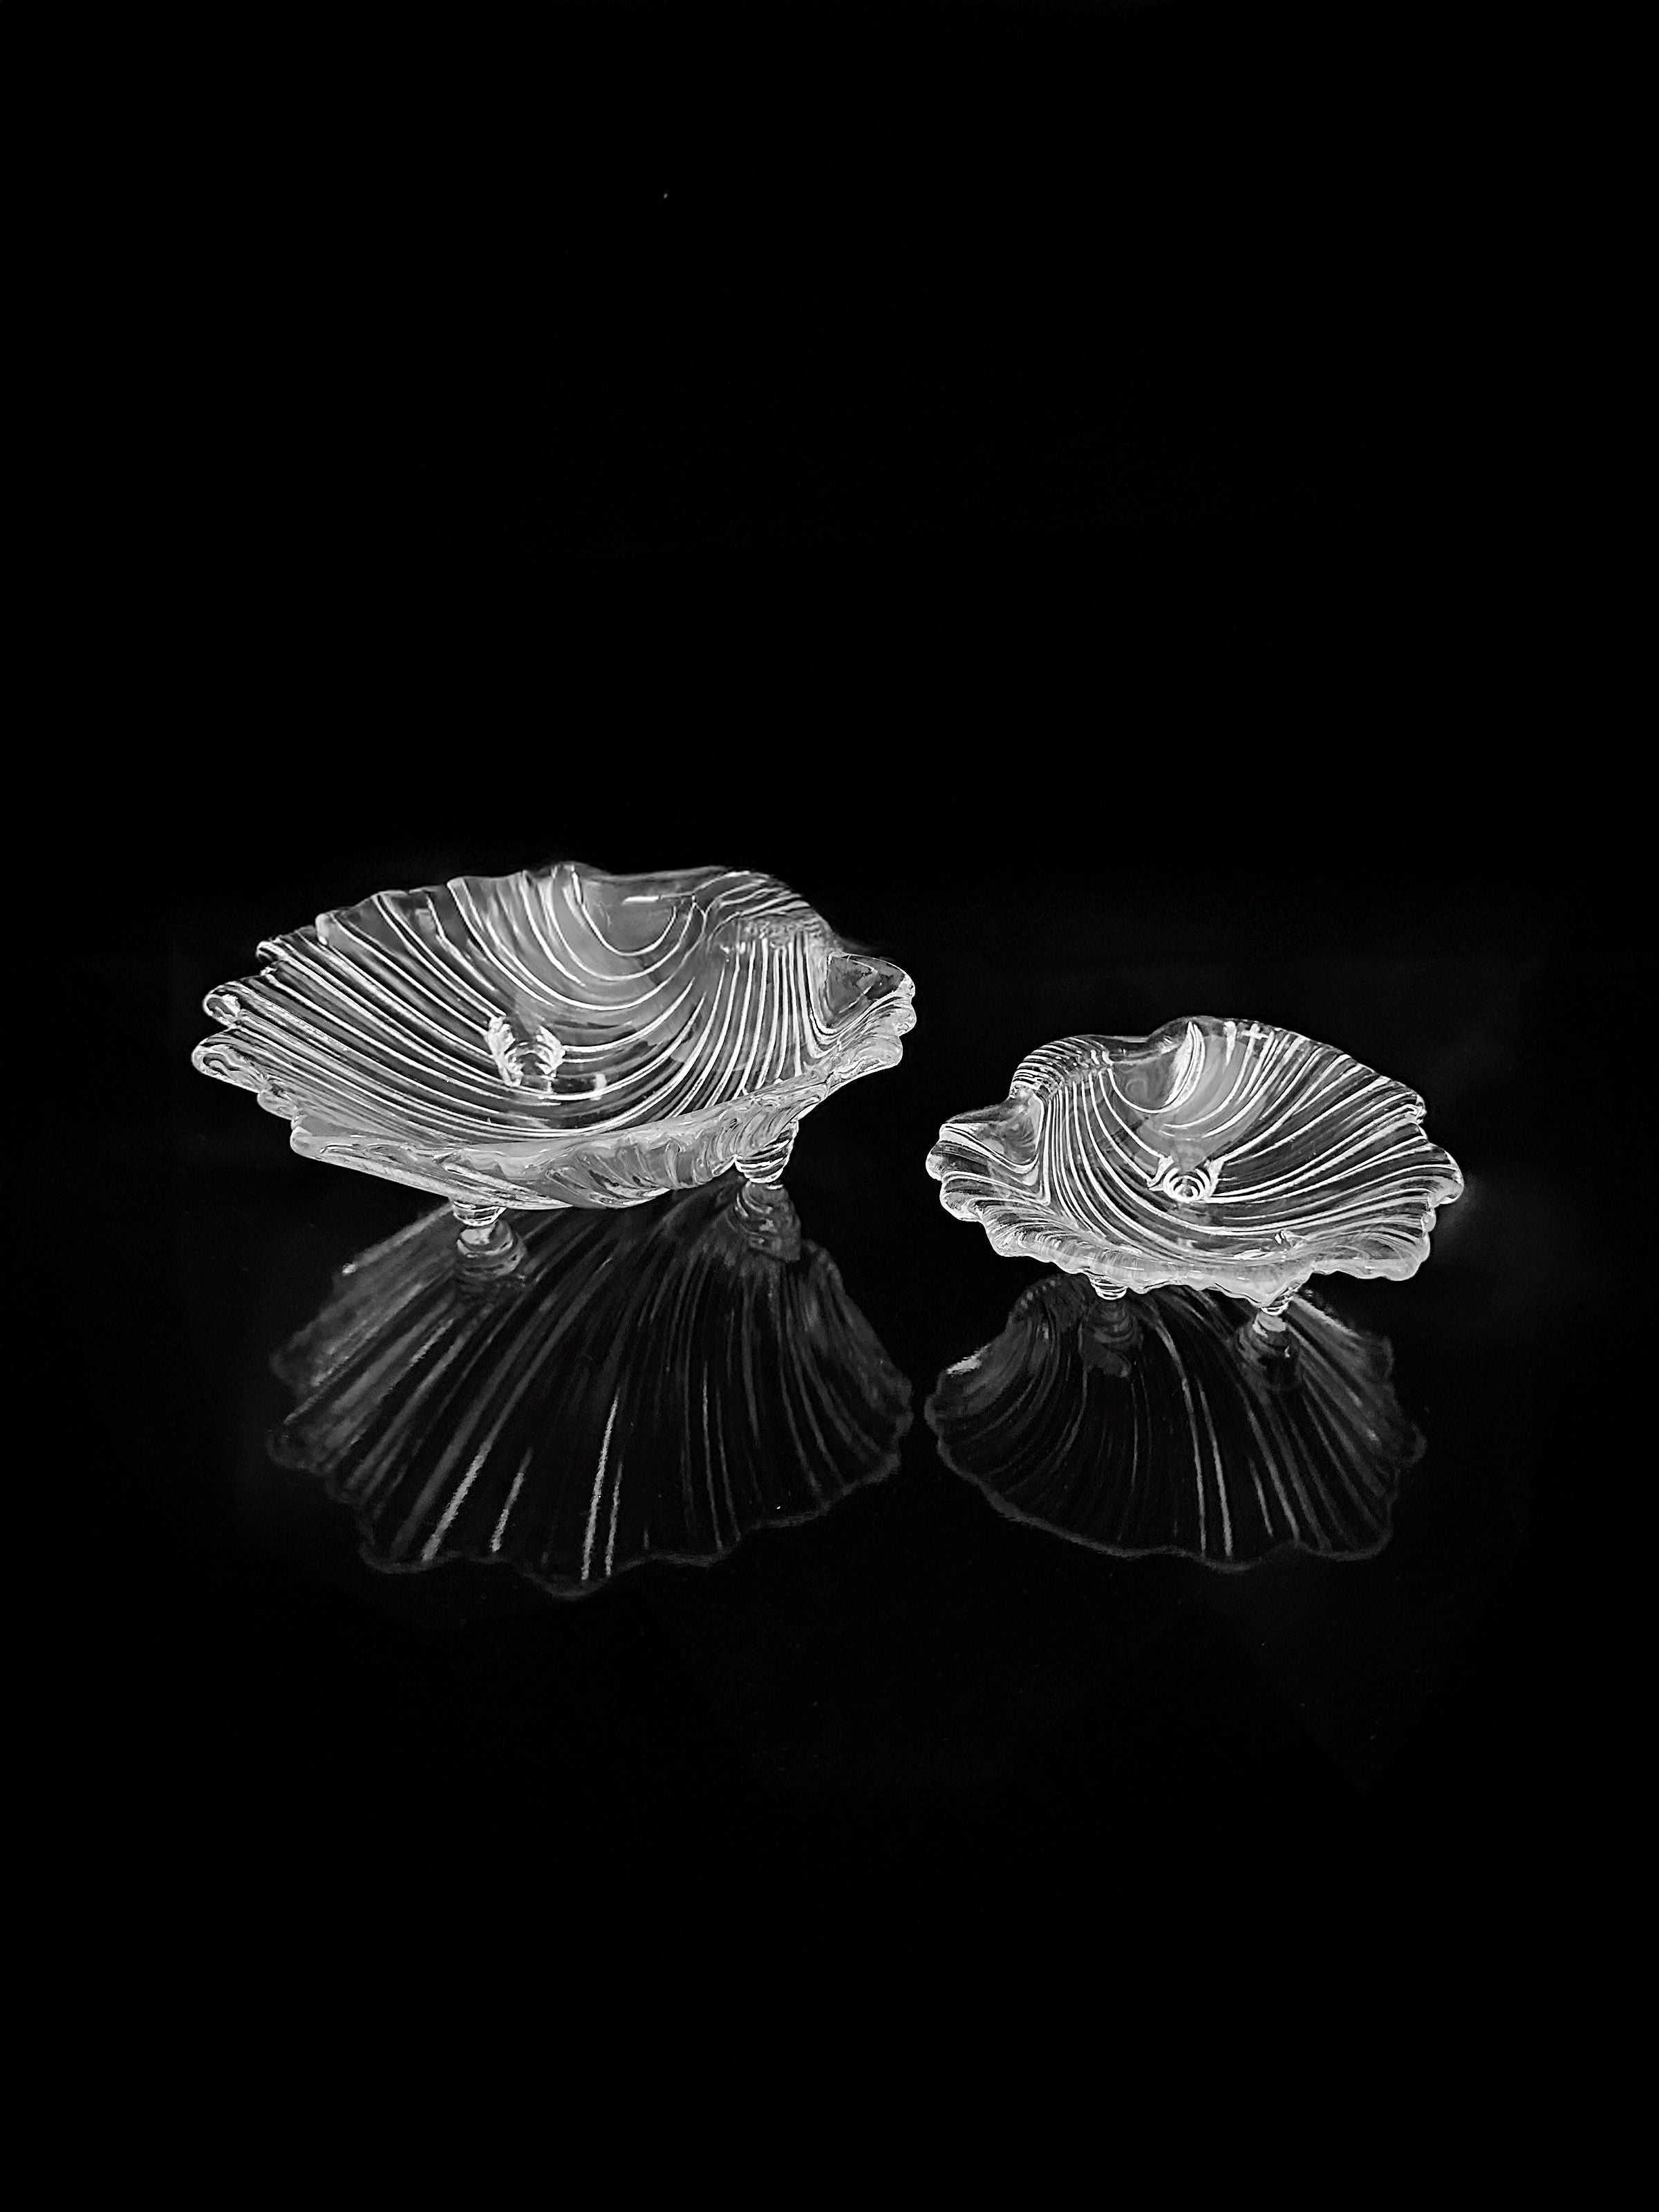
[270,1175,912,1593]
[194,861,915,1207]
[926,1016,1463,1302]
[926,1273,1423,1566]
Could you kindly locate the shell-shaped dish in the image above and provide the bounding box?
[926,1015,1463,1304]
[194,860,916,1208]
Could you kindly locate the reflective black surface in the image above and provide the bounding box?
[270,1176,909,1595]
[926,1275,1425,1566]
[76,872,1606,1977]
[71,6,1620,1987]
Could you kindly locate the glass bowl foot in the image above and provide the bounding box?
[451,1200,524,1277]
[1238,1291,1302,1384]
[735,1127,796,1185]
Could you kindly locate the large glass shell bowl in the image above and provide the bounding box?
[194,861,916,1235]
[926,1016,1463,1310]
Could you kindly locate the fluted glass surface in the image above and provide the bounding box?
[927,1016,1462,1303]
[195,860,915,1208]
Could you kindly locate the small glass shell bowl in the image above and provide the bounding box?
[194,860,915,1249]
[926,1015,1463,1312]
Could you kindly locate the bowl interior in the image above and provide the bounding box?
[198,862,911,1144]
[933,1017,1463,1291]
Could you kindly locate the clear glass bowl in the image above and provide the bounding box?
[194,860,916,1249]
[926,1015,1463,1311]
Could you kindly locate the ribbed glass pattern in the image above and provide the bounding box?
[928,1016,1462,1302]
[194,861,915,1207]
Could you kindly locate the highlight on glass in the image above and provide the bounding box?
[196,858,916,1266]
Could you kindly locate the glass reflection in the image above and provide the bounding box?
[925,1274,1422,1567]
[270,1175,910,1594]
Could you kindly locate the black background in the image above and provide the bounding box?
[78,4,1622,1991]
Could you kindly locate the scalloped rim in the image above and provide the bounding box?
[926,1015,1465,1302]
[192,861,916,1206]
[932,1183,1459,1303]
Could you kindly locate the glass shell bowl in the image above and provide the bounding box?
[926,1015,1463,1309]
[194,861,915,1237]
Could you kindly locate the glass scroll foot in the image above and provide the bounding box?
[735,1127,796,1186]
[1239,1288,1301,1382]
[450,1200,523,1277]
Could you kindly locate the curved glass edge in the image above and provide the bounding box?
[191,858,915,1208]
[926,1016,1463,1303]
